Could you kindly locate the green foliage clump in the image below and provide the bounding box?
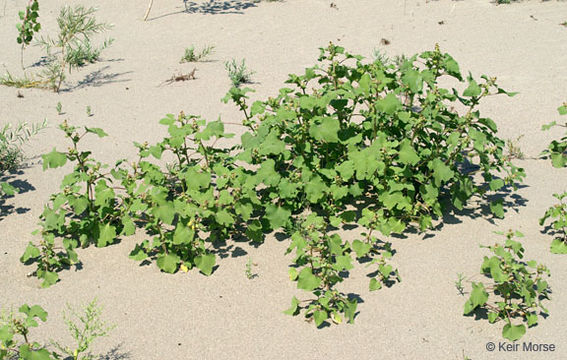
[463,230,551,341]
[37,5,112,92]
[225,58,254,87]
[0,299,113,360]
[180,44,215,63]
[541,103,567,168]
[22,43,524,326]
[16,0,41,68]
[540,192,567,254]
[20,121,126,287]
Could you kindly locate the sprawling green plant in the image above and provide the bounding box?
[540,192,567,254]
[20,121,128,287]
[180,44,215,63]
[223,42,523,324]
[124,112,263,275]
[463,230,551,341]
[22,44,524,327]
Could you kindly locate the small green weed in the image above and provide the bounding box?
[455,273,465,295]
[65,38,114,68]
[505,135,525,161]
[0,69,46,88]
[463,230,551,341]
[225,58,254,87]
[56,102,63,115]
[180,44,215,63]
[52,299,115,360]
[245,257,258,279]
[86,105,93,117]
[16,0,41,68]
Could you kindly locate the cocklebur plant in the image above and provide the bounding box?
[463,230,551,341]
[223,42,523,326]
[125,112,263,275]
[20,121,129,287]
[16,0,41,69]
[0,304,54,359]
[541,103,567,168]
[540,192,567,254]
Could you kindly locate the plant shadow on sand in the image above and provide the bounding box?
[0,170,36,221]
[66,65,132,91]
[148,0,260,20]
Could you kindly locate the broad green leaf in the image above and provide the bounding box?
[526,313,538,327]
[20,242,40,263]
[502,323,526,341]
[376,93,401,114]
[215,210,235,226]
[334,255,353,271]
[369,278,382,291]
[351,240,371,258]
[154,203,176,225]
[429,158,454,186]
[297,267,321,291]
[463,77,481,97]
[156,253,180,273]
[42,148,67,170]
[96,223,116,248]
[173,223,194,245]
[550,238,567,254]
[398,139,419,165]
[40,271,58,288]
[489,179,505,191]
[283,296,300,315]
[345,300,357,324]
[490,199,505,218]
[265,205,291,229]
[129,243,148,261]
[463,282,488,314]
[313,310,328,327]
[195,253,216,276]
[85,127,108,137]
[0,324,13,343]
[309,117,340,143]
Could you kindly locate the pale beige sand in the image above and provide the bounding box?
[1,0,567,359]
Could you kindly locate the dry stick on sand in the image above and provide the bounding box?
[144,0,153,21]
[158,67,197,86]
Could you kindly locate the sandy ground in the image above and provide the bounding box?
[1,0,567,359]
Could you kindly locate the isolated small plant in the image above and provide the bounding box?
[86,105,93,117]
[16,0,41,68]
[180,44,215,63]
[56,102,63,115]
[540,192,567,254]
[455,272,465,295]
[505,135,525,161]
[245,257,258,279]
[52,299,115,360]
[225,58,254,87]
[463,230,551,341]
[37,5,112,92]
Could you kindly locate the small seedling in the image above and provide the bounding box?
[225,58,254,87]
[86,105,93,117]
[463,230,551,341]
[16,0,41,69]
[505,135,525,161]
[56,102,63,115]
[455,272,465,295]
[561,21,567,27]
[245,257,258,279]
[180,44,215,63]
